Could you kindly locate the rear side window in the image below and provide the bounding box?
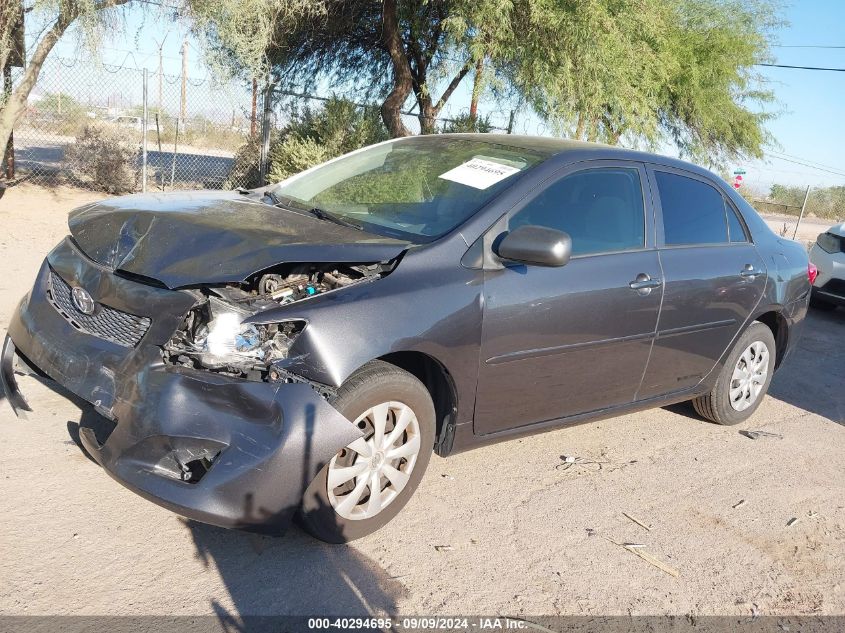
[655,171,728,245]
[726,202,748,242]
[510,167,645,257]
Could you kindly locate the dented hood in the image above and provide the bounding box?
[68,190,409,289]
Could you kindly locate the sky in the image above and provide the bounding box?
[39,0,845,194]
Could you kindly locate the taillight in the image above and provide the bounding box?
[808,263,818,285]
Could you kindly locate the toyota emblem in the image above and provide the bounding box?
[71,286,96,315]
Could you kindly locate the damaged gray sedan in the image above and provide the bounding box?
[2,135,811,542]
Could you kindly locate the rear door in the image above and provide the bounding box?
[637,166,767,400]
[474,162,662,434]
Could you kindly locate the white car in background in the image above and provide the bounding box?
[809,223,845,310]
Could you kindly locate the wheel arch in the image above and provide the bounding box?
[754,309,789,369]
[374,351,459,457]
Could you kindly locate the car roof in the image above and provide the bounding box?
[437,133,721,182]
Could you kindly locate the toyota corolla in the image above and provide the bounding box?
[1,135,811,542]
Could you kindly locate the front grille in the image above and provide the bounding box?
[46,270,151,348]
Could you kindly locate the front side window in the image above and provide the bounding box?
[655,171,730,245]
[509,167,646,257]
[270,137,551,242]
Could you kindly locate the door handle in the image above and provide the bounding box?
[740,264,762,278]
[629,273,662,292]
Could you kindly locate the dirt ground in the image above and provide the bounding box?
[1,183,844,618]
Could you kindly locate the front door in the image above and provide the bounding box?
[474,163,662,435]
[637,167,768,399]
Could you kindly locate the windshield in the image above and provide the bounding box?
[269,136,552,242]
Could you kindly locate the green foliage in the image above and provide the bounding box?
[268,135,334,182]
[656,0,779,163]
[768,183,807,208]
[268,97,388,181]
[187,0,327,78]
[765,184,845,221]
[227,97,388,187]
[199,0,781,164]
[36,93,85,117]
[65,122,139,194]
[440,113,494,134]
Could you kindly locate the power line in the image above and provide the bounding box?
[772,45,845,49]
[764,153,845,178]
[757,63,845,72]
[767,151,845,175]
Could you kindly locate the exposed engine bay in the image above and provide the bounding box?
[162,262,387,381]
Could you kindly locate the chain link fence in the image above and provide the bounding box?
[9,57,254,191]
[6,57,516,194]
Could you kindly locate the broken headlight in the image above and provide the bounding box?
[164,295,306,376]
[201,310,305,367]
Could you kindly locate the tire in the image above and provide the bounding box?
[692,321,776,426]
[299,360,435,543]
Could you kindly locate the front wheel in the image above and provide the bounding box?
[692,321,776,425]
[299,361,435,543]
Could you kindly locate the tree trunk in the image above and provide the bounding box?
[575,111,586,140]
[416,61,472,135]
[587,115,599,142]
[0,0,130,175]
[380,0,413,137]
[418,97,437,135]
[469,57,484,122]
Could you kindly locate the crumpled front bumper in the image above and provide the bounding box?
[2,240,361,533]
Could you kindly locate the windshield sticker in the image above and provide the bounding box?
[438,158,522,190]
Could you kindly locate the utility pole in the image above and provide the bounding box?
[180,39,188,127]
[792,185,811,240]
[153,31,169,115]
[258,78,274,186]
[250,77,258,137]
[142,69,148,193]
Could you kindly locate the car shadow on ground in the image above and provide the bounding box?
[767,307,845,425]
[184,518,406,625]
[666,308,845,426]
[57,383,406,625]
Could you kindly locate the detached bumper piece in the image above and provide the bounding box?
[4,241,362,533]
[1,336,31,417]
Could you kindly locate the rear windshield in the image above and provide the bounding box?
[270,136,552,242]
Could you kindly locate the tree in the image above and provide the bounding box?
[202,0,488,136]
[202,0,780,164]
[36,91,84,117]
[0,0,133,177]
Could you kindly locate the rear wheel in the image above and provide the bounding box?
[299,361,435,543]
[692,321,776,425]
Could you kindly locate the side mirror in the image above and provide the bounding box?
[495,225,572,267]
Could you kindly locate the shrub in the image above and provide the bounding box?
[440,113,495,134]
[226,96,389,189]
[224,134,263,189]
[66,122,139,194]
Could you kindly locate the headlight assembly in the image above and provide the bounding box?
[163,295,306,377]
[202,311,305,365]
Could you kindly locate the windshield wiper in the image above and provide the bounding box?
[305,206,363,231]
[263,190,283,205]
[264,191,363,230]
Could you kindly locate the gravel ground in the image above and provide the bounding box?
[1,184,844,618]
